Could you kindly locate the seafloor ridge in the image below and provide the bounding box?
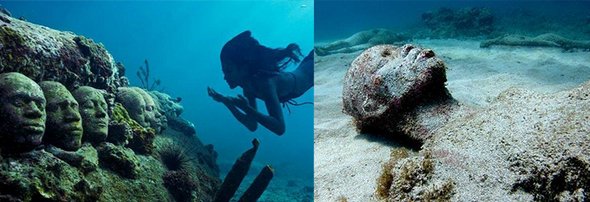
[314,6,590,202]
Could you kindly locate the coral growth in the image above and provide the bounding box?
[137,59,162,91]
[111,102,156,154]
[377,150,455,201]
[0,13,126,92]
[163,169,198,202]
[376,148,409,199]
[96,143,140,179]
[511,157,590,201]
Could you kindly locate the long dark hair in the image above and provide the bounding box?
[220,31,302,76]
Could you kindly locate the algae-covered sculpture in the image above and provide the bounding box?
[73,86,109,144]
[131,87,164,132]
[343,44,455,145]
[315,28,409,56]
[0,72,46,154]
[116,87,149,127]
[40,81,83,151]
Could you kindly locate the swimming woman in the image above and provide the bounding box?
[208,31,313,135]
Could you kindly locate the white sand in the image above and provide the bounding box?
[313,39,590,201]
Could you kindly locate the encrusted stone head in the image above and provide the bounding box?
[131,87,156,127]
[40,81,83,151]
[73,86,109,144]
[116,87,148,127]
[0,72,46,153]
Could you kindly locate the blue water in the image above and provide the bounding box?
[316,0,590,42]
[3,0,313,199]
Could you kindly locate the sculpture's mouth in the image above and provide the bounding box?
[22,124,44,133]
[96,121,108,128]
[64,124,82,132]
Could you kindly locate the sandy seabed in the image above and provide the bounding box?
[313,39,590,201]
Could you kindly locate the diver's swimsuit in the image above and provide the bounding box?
[279,50,314,107]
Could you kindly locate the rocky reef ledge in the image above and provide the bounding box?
[0,11,220,201]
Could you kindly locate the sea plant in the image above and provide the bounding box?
[136,59,162,91]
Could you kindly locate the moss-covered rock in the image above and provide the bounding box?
[0,12,126,93]
[111,102,156,154]
[96,142,139,179]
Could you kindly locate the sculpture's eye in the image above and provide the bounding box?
[13,99,25,107]
[83,100,94,109]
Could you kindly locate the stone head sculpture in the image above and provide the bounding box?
[73,86,109,144]
[40,81,83,151]
[116,87,148,127]
[131,87,164,131]
[0,72,46,153]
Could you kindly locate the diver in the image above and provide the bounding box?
[208,30,313,135]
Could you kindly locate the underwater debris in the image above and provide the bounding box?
[238,165,274,202]
[342,44,455,145]
[480,33,590,51]
[137,59,162,91]
[214,138,260,202]
[421,7,495,38]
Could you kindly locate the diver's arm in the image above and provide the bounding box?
[242,82,285,135]
[222,97,258,131]
[208,87,257,131]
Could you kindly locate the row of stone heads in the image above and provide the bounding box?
[0,72,165,154]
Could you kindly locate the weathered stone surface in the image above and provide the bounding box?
[0,12,126,93]
[0,72,46,154]
[96,142,139,179]
[342,44,451,143]
[149,91,196,136]
[0,150,100,201]
[391,81,590,201]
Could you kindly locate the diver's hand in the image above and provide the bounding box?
[207,87,227,103]
[233,95,250,111]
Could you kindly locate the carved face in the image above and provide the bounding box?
[131,87,165,132]
[40,81,83,151]
[116,87,148,127]
[0,73,46,153]
[73,86,109,144]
